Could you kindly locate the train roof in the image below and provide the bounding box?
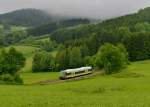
[61,67,92,73]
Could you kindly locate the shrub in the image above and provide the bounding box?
[14,73,23,84]
[1,74,14,82]
[0,47,25,84]
[95,43,128,74]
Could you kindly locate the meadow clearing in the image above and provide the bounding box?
[0,59,149,107]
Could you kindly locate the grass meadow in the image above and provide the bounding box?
[0,45,150,107]
[0,60,149,107]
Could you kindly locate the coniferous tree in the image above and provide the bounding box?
[69,47,83,68]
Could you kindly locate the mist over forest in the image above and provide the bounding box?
[0,0,150,19]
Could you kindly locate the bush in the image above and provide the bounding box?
[1,74,14,82]
[95,43,128,74]
[0,73,23,84]
[0,47,25,84]
[14,73,23,84]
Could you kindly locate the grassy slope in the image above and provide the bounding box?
[0,60,149,107]
[11,26,27,32]
[21,72,59,84]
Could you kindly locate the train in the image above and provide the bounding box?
[60,67,93,79]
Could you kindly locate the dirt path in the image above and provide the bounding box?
[33,71,104,85]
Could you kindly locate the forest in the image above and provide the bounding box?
[50,7,150,62]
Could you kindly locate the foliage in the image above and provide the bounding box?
[0,47,25,75]
[69,47,83,68]
[117,43,129,64]
[55,49,69,70]
[32,52,55,72]
[28,18,90,36]
[55,46,84,70]
[135,22,150,32]
[0,29,28,46]
[50,7,150,62]
[95,43,128,74]
[0,9,53,27]
[39,39,57,52]
[125,32,150,61]
[0,47,25,84]
[51,7,150,44]
[0,73,23,84]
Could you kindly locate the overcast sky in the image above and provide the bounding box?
[0,0,150,19]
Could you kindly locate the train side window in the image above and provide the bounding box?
[75,70,85,74]
[89,69,92,71]
[66,72,72,76]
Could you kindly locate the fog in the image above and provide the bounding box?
[0,0,150,19]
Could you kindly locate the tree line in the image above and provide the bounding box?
[32,43,129,74]
[50,8,150,62]
[51,22,150,61]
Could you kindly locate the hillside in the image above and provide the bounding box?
[51,7,150,43]
[27,18,90,36]
[0,8,91,28]
[0,9,54,27]
[50,7,150,61]
[0,60,149,107]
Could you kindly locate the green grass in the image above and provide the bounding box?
[19,34,50,45]
[21,72,59,84]
[11,26,26,32]
[8,45,38,72]
[50,50,58,57]
[35,37,50,42]
[11,45,39,72]
[3,45,38,57]
[0,60,150,107]
[21,56,33,72]
[0,25,3,29]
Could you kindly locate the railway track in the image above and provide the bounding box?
[33,71,104,85]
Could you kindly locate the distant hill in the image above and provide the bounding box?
[28,18,90,36]
[0,9,54,27]
[51,7,150,43]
